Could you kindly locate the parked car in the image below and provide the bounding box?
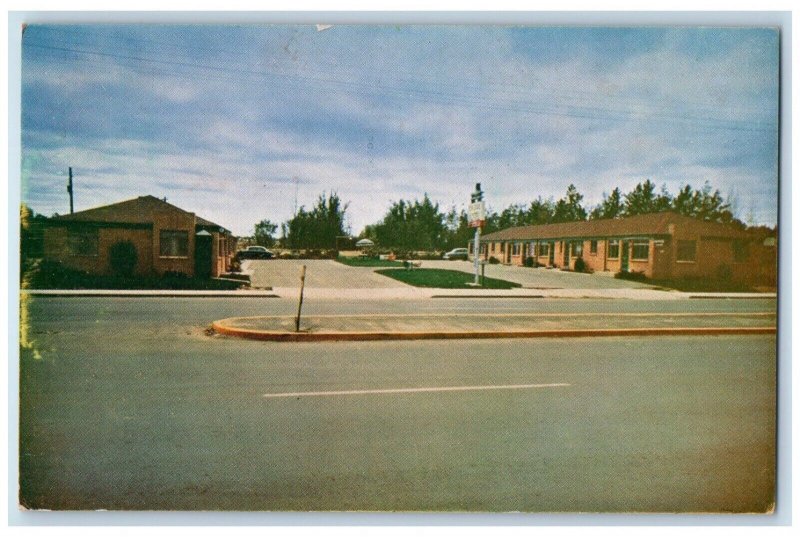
[236,246,274,260]
[443,247,469,260]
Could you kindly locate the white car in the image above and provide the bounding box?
[443,248,469,260]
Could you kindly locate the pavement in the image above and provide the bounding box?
[17,295,778,512]
[246,259,410,289]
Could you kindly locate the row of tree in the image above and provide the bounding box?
[251,180,745,251]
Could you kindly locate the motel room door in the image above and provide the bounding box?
[194,230,213,278]
[620,240,630,272]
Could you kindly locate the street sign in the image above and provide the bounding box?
[468,201,485,227]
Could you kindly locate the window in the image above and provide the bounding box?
[539,242,549,256]
[732,240,748,263]
[159,230,189,257]
[68,228,98,256]
[677,240,697,262]
[512,242,521,256]
[631,240,649,261]
[607,239,620,259]
[571,241,583,257]
[590,240,598,254]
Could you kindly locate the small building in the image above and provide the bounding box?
[475,212,775,284]
[43,195,236,278]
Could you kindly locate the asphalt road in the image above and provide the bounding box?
[18,296,777,512]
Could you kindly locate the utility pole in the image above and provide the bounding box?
[468,183,486,286]
[67,167,74,214]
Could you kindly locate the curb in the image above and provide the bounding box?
[22,290,280,298]
[210,321,776,342]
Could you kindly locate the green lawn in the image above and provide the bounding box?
[336,256,405,267]
[375,268,521,289]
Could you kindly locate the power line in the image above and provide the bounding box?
[24,40,777,134]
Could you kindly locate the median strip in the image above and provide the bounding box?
[212,312,776,342]
[263,382,571,398]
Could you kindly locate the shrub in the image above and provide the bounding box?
[615,270,648,282]
[162,270,189,279]
[716,264,732,281]
[523,256,536,268]
[573,257,587,273]
[109,241,138,277]
[488,256,500,264]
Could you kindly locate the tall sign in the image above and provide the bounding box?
[470,183,484,285]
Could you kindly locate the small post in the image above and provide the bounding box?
[67,167,74,214]
[295,264,307,332]
[481,260,485,286]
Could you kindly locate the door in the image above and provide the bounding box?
[620,240,629,272]
[548,242,555,266]
[194,232,213,278]
[562,241,569,267]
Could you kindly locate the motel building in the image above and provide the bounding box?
[470,212,774,284]
[42,195,236,278]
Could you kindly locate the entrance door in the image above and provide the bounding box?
[548,242,555,266]
[194,232,213,278]
[620,240,629,272]
[562,241,569,267]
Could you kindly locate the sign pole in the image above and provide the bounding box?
[295,264,306,332]
[468,183,485,287]
[474,225,481,285]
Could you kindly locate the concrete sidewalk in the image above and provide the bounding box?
[22,287,777,300]
[212,311,776,342]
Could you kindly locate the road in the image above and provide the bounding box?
[18,296,777,512]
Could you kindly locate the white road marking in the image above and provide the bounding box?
[263,382,570,399]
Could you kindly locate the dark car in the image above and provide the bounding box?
[236,246,274,260]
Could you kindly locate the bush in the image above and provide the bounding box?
[615,270,648,282]
[162,270,190,279]
[716,264,732,281]
[573,257,587,273]
[488,256,501,264]
[523,256,537,268]
[109,241,138,276]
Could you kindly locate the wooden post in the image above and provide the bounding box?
[295,264,307,332]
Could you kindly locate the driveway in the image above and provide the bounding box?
[245,259,410,289]
[420,260,656,289]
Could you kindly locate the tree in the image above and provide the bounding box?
[671,182,735,223]
[20,204,48,260]
[589,187,624,220]
[284,192,349,249]
[551,184,587,223]
[369,194,447,251]
[622,180,672,216]
[253,219,278,247]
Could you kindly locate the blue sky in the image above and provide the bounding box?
[21,24,779,236]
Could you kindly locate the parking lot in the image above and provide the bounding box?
[245,258,655,290]
[245,259,411,289]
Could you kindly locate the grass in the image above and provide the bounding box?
[21,259,245,290]
[375,268,521,289]
[336,256,405,268]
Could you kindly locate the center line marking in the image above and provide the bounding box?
[262,383,570,398]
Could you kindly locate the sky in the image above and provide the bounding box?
[20,24,779,236]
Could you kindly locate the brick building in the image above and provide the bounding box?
[43,195,236,278]
[475,212,775,285]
